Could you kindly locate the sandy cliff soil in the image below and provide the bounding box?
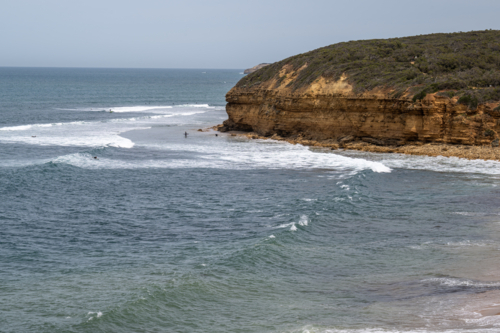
[221,67,500,160]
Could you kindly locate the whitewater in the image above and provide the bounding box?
[1,67,500,333]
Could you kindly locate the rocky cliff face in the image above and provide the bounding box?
[224,70,500,147]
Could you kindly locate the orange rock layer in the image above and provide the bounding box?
[223,74,500,150]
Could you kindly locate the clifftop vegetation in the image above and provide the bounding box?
[237,30,500,109]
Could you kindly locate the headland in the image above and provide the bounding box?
[222,30,500,161]
[243,63,271,74]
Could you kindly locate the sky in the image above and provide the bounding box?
[1,0,499,69]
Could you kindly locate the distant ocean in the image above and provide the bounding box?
[2,67,500,333]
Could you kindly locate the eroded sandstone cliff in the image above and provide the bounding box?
[223,32,500,152]
[224,73,500,147]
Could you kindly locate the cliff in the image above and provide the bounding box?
[243,63,271,74]
[223,31,500,158]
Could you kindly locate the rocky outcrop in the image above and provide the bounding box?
[243,63,271,74]
[223,70,500,149]
[228,131,500,161]
[222,31,500,158]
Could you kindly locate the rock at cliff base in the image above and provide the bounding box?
[339,135,355,144]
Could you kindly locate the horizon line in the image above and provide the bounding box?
[0,66,246,70]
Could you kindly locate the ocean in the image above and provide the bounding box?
[1,67,500,333]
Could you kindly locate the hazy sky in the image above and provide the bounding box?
[1,0,499,69]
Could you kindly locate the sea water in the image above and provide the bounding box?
[1,67,500,333]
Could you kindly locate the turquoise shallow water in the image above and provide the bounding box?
[1,68,500,333]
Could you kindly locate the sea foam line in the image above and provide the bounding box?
[42,139,392,172]
[57,106,173,112]
[146,140,391,173]
[57,104,215,113]
[338,150,500,176]
[299,329,500,333]
[422,277,500,288]
[0,112,204,132]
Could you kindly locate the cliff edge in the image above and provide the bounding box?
[223,31,500,159]
[243,63,271,74]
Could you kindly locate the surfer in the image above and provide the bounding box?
[184,131,188,138]
[215,134,218,137]
[93,156,98,160]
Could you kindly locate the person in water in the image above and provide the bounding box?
[94,156,98,160]
[215,134,218,137]
[184,131,188,137]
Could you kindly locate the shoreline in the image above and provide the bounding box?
[214,126,500,162]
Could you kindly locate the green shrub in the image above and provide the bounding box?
[458,95,472,105]
[237,30,500,107]
[457,95,479,109]
[484,129,495,137]
[391,90,405,99]
[438,91,456,98]
[412,83,440,102]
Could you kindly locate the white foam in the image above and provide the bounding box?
[1,111,393,174]
[0,125,33,131]
[142,139,391,173]
[269,235,275,238]
[58,106,173,113]
[274,217,308,230]
[409,241,493,251]
[87,311,103,321]
[0,105,211,149]
[422,277,500,288]
[298,215,308,226]
[335,150,500,176]
[0,127,137,148]
[57,104,215,113]
[378,153,500,176]
[445,240,490,247]
[109,106,172,113]
[275,223,295,229]
[176,104,214,108]
[45,146,391,171]
[296,329,500,333]
[465,316,500,327]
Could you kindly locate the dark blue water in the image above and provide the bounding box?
[1,68,500,333]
